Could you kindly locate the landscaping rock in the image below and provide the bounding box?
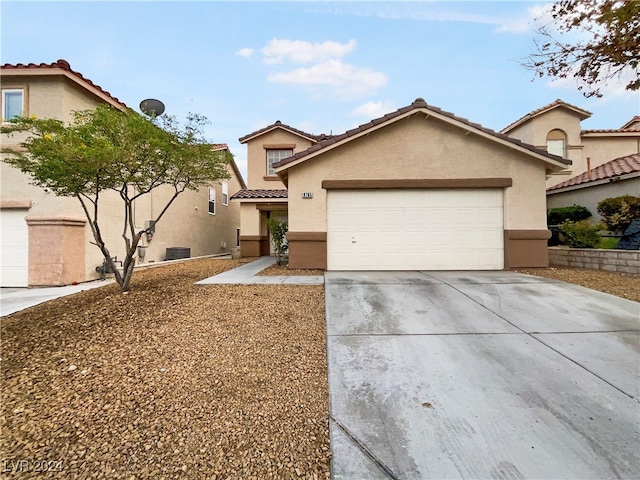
[1,259,331,479]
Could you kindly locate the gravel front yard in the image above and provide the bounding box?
[1,259,330,479]
[2,258,638,479]
[515,267,640,303]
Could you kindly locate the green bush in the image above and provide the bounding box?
[559,220,603,248]
[547,205,592,225]
[596,195,640,233]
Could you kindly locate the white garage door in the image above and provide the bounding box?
[1,209,29,286]
[327,189,504,270]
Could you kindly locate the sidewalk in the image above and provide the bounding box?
[2,257,324,317]
[196,256,325,285]
[1,279,114,317]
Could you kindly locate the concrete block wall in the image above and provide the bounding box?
[548,247,640,274]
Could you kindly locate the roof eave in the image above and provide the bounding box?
[2,66,127,111]
[239,125,318,144]
[501,102,592,134]
[276,107,570,173]
[547,171,640,194]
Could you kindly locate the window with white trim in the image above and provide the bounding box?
[546,129,567,158]
[2,89,23,122]
[266,149,293,176]
[222,181,229,206]
[208,187,216,215]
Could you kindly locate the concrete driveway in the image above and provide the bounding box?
[325,271,640,479]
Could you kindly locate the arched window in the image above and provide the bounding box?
[546,129,567,158]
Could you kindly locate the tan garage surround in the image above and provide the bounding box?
[287,179,551,270]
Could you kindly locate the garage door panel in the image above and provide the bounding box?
[1,210,29,286]
[327,189,504,271]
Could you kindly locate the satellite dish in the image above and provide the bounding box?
[140,99,165,117]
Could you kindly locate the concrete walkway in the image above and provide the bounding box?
[1,279,114,317]
[196,256,324,285]
[326,271,640,480]
[1,257,323,316]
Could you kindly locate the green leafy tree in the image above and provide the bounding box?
[2,105,231,292]
[597,195,640,232]
[523,0,640,97]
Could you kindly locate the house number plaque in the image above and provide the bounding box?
[301,192,313,199]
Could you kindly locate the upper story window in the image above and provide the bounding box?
[546,129,567,158]
[266,149,293,176]
[222,181,229,206]
[2,89,24,122]
[208,187,216,215]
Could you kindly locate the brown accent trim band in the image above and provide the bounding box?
[503,229,551,269]
[322,178,513,189]
[239,235,262,241]
[286,231,327,241]
[26,216,86,227]
[263,175,283,181]
[264,144,295,149]
[288,237,327,269]
[504,230,551,240]
[0,199,33,209]
[255,204,288,212]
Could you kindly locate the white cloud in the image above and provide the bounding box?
[261,38,357,65]
[267,59,387,99]
[548,66,639,99]
[236,47,254,58]
[311,2,549,35]
[495,4,551,34]
[352,100,395,118]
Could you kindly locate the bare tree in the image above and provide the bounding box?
[522,0,639,97]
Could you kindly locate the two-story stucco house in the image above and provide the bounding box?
[234,98,570,271]
[501,100,640,222]
[1,60,245,287]
[232,121,328,257]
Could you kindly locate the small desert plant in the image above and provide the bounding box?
[559,220,603,248]
[596,195,640,233]
[547,205,592,225]
[266,217,288,265]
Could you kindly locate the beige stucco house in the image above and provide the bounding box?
[547,154,640,222]
[235,98,570,270]
[1,59,245,287]
[502,100,640,189]
[232,121,327,257]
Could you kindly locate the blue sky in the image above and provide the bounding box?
[2,1,638,180]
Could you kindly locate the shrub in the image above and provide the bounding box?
[547,205,592,225]
[596,195,640,233]
[266,217,288,265]
[559,220,603,248]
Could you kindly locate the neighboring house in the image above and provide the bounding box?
[547,154,640,222]
[235,97,569,270]
[0,59,245,287]
[232,121,328,256]
[501,99,640,189]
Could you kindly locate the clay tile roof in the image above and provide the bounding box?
[547,154,640,192]
[581,128,640,134]
[239,120,331,144]
[500,99,592,134]
[621,116,640,129]
[275,97,569,170]
[1,59,127,109]
[230,189,288,200]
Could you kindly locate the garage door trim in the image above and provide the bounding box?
[322,178,513,189]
